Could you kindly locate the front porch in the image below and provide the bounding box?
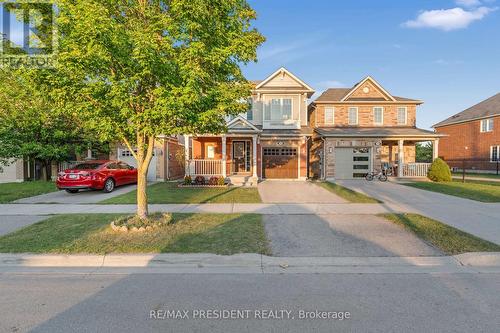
[184,134,259,186]
[380,138,439,178]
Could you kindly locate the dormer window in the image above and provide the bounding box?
[481,118,494,132]
[268,98,292,121]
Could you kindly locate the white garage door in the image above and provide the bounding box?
[335,148,371,180]
[118,149,158,181]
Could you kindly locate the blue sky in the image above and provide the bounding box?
[244,0,500,129]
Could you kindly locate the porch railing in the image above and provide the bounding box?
[188,159,223,176]
[401,163,431,177]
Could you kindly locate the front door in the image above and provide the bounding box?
[233,141,247,173]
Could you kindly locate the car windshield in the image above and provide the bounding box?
[72,163,103,170]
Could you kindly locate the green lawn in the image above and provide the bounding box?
[404,181,500,202]
[0,181,57,203]
[102,182,262,204]
[317,181,382,203]
[0,213,271,255]
[381,213,500,255]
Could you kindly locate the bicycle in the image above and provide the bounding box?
[365,170,388,182]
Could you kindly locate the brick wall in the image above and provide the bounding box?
[435,116,500,170]
[311,104,417,127]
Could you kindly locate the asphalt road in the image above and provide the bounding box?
[1,272,499,333]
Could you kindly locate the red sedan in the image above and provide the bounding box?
[56,160,138,193]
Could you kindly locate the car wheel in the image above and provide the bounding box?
[65,189,79,194]
[103,178,115,193]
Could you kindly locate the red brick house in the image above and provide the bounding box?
[434,93,500,172]
[309,76,442,179]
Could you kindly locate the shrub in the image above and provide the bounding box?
[208,176,219,186]
[194,175,206,185]
[427,158,452,182]
[183,175,192,185]
[217,177,226,186]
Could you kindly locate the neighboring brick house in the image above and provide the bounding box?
[433,93,500,172]
[309,76,443,180]
[183,67,315,186]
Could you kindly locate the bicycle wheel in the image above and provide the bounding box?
[379,174,388,182]
[365,173,374,181]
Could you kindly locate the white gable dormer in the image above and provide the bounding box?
[253,67,315,130]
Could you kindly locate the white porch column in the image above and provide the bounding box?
[252,135,258,178]
[184,135,190,176]
[433,139,439,160]
[398,139,404,177]
[222,135,227,178]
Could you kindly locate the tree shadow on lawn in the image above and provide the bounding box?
[0,213,271,255]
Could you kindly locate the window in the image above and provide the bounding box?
[481,118,494,132]
[246,98,253,121]
[491,146,499,162]
[324,107,334,125]
[268,98,293,121]
[207,145,215,159]
[348,107,358,125]
[373,107,384,125]
[397,107,407,125]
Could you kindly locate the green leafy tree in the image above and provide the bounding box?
[0,69,96,180]
[42,0,264,219]
[416,142,433,163]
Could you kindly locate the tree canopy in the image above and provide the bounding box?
[39,0,265,218]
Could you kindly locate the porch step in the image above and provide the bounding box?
[227,176,258,187]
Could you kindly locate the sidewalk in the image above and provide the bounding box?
[0,203,406,216]
[1,253,499,274]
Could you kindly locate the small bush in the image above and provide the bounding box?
[183,175,192,185]
[427,158,452,182]
[194,175,206,185]
[217,177,226,186]
[208,176,219,186]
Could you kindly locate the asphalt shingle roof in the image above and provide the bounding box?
[433,92,500,128]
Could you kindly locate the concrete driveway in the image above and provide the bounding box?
[337,180,500,245]
[264,214,441,257]
[258,181,346,203]
[14,184,138,204]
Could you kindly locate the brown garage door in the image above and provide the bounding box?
[263,147,298,179]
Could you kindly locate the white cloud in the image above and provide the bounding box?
[456,0,482,8]
[433,59,465,65]
[403,6,497,31]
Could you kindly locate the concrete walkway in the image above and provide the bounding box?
[0,203,405,216]
[14,184,138,204]
[337,180,500,245]
[258,180,346,203]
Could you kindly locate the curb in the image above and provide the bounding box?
[454,252,500,266]
[1,252,500,268]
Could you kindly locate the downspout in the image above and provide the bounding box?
[321,137,327,180]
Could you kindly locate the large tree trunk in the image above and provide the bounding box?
[130,134,155,220]
[136,168,148,219]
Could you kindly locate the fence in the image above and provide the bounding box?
[443,159,500,176]
[401,163,432,177]
[188,159,223,176]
